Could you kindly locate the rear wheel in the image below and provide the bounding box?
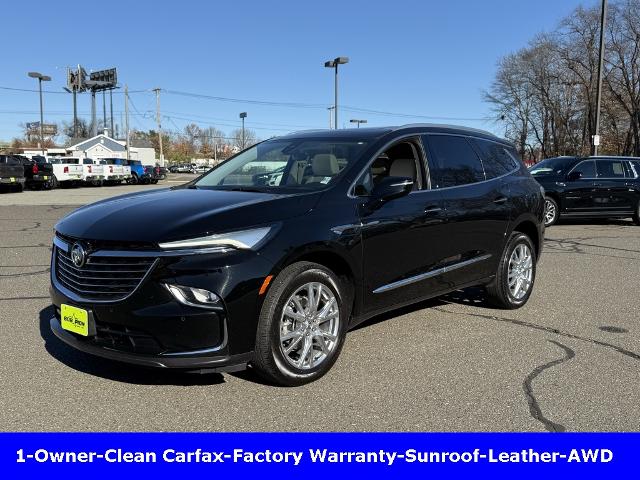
[486,232,536,309]
[253,262,349,386]
[128,173,139,185]
[544,196,559,226]
[150,179,158,184]
[50,176,58,189]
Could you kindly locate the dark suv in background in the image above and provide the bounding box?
[49,125,544,386]
[530,156,640,226]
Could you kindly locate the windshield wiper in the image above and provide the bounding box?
[226,186,267,193]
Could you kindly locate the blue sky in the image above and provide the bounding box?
[0,0,595,141]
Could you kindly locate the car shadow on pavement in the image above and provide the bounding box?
[39,306,225,386]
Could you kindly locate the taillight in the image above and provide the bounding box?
[32,164,39,174]
[64,166,69,173]
[155,167,160,174]
[109,166,113,173]
[88,165,92,173]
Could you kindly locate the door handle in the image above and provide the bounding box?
[493,196,507,204]
[424,206,442,214]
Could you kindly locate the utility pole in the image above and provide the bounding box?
[91,89,97,137]
[102,90,107,133]
[593,0,608,156]
[72,89,78,138]
[109,88,114,137]
[124,85,130,162]
[153,88,164,166]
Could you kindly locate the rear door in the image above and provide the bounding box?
[422,134,511,285]
[593,158,636,213]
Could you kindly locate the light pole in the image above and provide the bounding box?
[324,57,349,129]
[327,106,335,129]
[28,72,51,154]
[239,112,247,148]
[593,0,608,155]
[350,119,367,128]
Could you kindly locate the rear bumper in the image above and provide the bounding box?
[50,317,251,371]
[0,177,25,184]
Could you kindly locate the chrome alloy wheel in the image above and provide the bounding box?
[544,199,557,225]
[508,244,533,300]
[279,282,340,370]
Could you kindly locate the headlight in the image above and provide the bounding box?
[158,226,272,250]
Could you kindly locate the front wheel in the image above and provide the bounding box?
[543,196,559,226]
[485,232,536,309]
[253,262,349,386]
[128,174,139,185]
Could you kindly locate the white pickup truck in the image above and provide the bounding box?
[78,158,106,186]
[99,158,132,184]
[47,157,84,187]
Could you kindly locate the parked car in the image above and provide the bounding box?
[47,157,84,187]
[192,165,209,174]
[529,156,640,226]
[157,165,168,179]
[0,154,26,192]
[62,158,105,187]
[143,165,162,184]
[18,155,54,190]
[99,158,131,184]
[124,159,146,184]
[49,125,544,386]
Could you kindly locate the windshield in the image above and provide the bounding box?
[194,138,369,191]
[529,157,576,176]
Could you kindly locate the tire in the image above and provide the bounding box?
[485,232,537,309]
[253,261,349,386]
[150,179,158,184]
[632,200,640,226]
[543,196,559,226]
[129,174,139,185]
[50,176,58,189]
[14,183,24,193]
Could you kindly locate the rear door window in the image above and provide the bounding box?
[423,134,485,188]
[596,159,628,178]
[472,139,518,179]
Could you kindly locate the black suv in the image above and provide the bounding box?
[49,125,544,386]
[529,156,640,226]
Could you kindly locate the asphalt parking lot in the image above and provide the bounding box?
[1,178,639,432]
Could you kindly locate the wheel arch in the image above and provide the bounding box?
[511,218,541,258]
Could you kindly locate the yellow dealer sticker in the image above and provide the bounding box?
[60,304,89,336]
[10,177,15,182]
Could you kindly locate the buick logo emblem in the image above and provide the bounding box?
[70,243,87,268]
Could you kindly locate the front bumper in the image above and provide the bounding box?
[50,317,251,371]
[48,237,274,371]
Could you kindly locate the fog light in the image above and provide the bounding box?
[164,284,221,309]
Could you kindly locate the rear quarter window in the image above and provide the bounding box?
[472,138,518,179]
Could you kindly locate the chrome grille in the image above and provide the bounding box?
[55,245,156,301]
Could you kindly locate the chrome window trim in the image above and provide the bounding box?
[373,254,492,294]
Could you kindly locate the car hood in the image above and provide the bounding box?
[55,187,322,244]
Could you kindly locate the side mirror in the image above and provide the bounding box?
[567,171,582,181]
[369,176,413,204]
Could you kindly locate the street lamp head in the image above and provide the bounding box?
[41,75,51,82]
[334,57,349,65]
[28,72,42,79]
[324,60,335,68]
[239,112,247,119]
